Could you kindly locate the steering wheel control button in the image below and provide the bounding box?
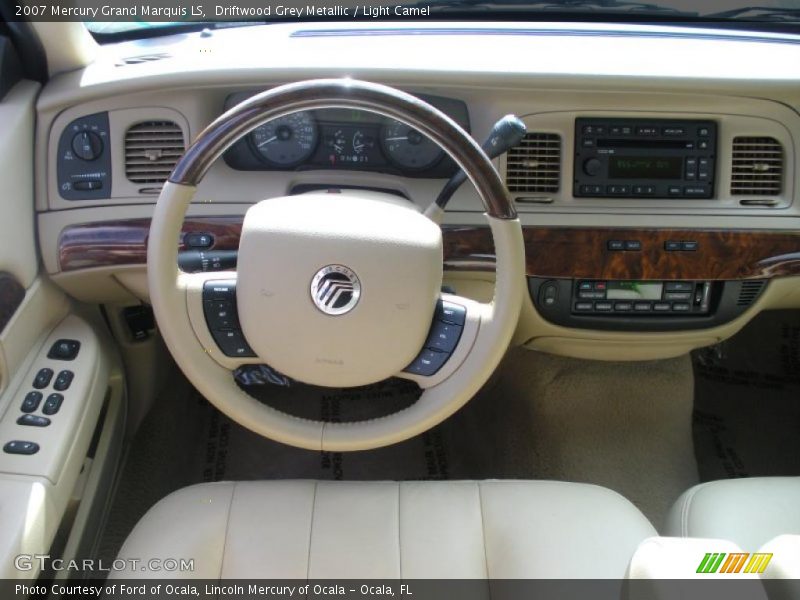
[212,329,256,358]
[33,368,54,389]
[21,392,43,413]
[3,441,39,455]
[202,279,237,300]
[204,300,239,330]
[53,370,74,391]
[47,339,81,360]
[425,321,463,354]
[43,393,65,416]
[17,414,51,427]
[404,348,450,377]
[438,300,466,326]
[310,265,361,316]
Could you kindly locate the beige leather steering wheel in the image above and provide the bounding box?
[148,79,525,451]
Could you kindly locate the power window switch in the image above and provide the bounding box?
[43,393,64,416]
[4,441,39,455]
[21,391,43,413]
[33,368,54,389]
[17,414,51,427]
[53,370,74,391]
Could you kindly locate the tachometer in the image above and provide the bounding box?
[250,111,318,167]
[380,120,443,170]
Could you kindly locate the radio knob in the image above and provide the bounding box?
[583,158,602,176]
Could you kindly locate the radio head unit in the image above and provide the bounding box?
[574,118,717,199]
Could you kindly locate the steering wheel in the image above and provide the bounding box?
[148,79,525,451]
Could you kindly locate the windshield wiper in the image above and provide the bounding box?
[703,6,800,22]
[420,0,698,17]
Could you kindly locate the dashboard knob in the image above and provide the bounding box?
[583,158,602,176]
[71,131,103,161]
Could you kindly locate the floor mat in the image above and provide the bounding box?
[692,309,800,482]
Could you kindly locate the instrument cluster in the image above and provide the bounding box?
[222,92,470,178]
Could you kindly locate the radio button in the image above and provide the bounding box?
[594,282,608,291]
[665,282,694,292]
[624,240,642,251]
[672,302,691,312]
[595,302,613,312]
[578,281,593,291]
[653,302,671,312]
[580,184,604,195]
[663,127,686,136]
[607,185,630,196]
[684,186,709,197]
[582,137,595,148]
[634,302,652,312]
[665,241,682,251]
[668,186,682,196]
[575,302,594,312]
[614,302,633,311]
[583,158,602,177]
[636,126,659,136]
[698,127,710,137]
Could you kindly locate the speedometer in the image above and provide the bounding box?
[250,111,318,167]
[380,120,444,170]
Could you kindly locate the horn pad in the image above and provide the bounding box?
[236,193,443,387]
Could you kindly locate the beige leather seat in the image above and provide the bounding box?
[665,477,800,549]
[112,480,656,579]
[665,477,800,583]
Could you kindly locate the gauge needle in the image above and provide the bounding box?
[384,137,408,141]
[257,136,278,147]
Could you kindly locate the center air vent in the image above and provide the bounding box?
[731,136,783,196]
[125,121,185,186]
[505,133,561,195]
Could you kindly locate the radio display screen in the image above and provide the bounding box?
[607,282,664,300]
[608,156,683,179]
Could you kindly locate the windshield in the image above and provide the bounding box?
[83,0,800,38]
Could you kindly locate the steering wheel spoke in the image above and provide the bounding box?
[183,271,262,369]
[397,294,484,389]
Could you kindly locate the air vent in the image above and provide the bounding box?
[506,133,561,194]
[737,280,766,307]
[731,136,783,196]
[125,121,185,186]
[116,53,170,67]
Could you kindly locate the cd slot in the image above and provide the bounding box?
[596,139,692,149]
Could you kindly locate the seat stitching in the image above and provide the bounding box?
[476,482,492,593]
[681,485,702,537]
[397,483,403,580]
[305,481,319,587]
[218,482,237,580]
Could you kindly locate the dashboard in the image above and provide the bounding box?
[34,21,800,361]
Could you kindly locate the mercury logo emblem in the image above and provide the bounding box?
[310,265,361,315]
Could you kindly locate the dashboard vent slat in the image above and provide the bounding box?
[737,280,766,307]
[506,133,561,194]
[730,136,783,196]
[125,121,185,186]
